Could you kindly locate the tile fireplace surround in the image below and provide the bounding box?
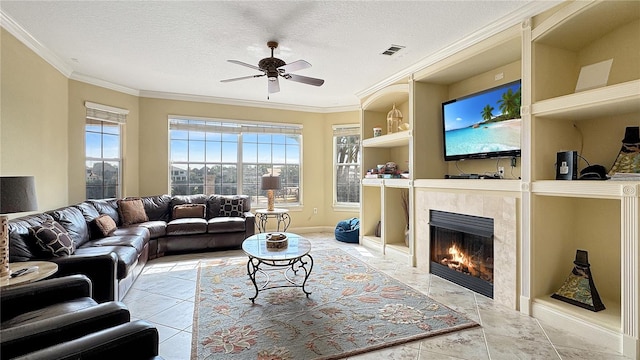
[415,190,518,310]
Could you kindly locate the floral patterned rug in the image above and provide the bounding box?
[191,249,478,359]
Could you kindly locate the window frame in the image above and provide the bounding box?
[168,116,303,208]
[333,124,361,209]
[84,102,127,200]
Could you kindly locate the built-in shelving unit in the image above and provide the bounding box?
[358,1,640,357]
[528,1,639,356]
[360,83,412,264]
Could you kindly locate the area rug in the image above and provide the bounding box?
[191,249,478,359]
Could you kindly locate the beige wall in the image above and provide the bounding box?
[67,80,140,204]
[1,29,69,212]
[1,29,359,227]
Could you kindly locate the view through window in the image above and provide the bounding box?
[169,118,302,207]
[333,125,360,206]
[85,102,126,199]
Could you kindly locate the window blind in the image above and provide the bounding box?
[170,118,302,135]
[85,101,129,124]
[332,124,360,137]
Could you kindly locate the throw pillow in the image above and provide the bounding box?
[172,204,206,219]
[117,198,148,226]
[92,214,117,237]
[29,220,75,257]
[220,197,244,217]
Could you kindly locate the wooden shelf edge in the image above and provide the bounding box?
[362,130,411,148]
[386,243,410,253]
[384,179,410,188]
[413,179,522,192]
[532,80,640,118]
[362,178,384,187]
[532,181,639,199]
[362,235,382,244]
[532,295,621,334]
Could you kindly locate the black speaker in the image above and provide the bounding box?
[556,151,578,180]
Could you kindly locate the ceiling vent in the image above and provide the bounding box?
[381,45,405,56]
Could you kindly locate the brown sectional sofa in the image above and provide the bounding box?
[8,194,255,303]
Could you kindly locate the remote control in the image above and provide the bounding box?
[10,266,39,278]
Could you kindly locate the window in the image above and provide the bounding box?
[333,125,360,206]
[169,117,302,208]
[85,102,127,199]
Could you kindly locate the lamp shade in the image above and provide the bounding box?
[261,176,281,191]
[1,176,38,214]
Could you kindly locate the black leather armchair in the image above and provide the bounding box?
[1,275,130,359]
[12,320,162,360]
[50,252,119,303]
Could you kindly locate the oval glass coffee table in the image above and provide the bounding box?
[242,232,313,303]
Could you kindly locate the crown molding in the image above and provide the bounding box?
[139,90,360,114]
[69,72,140,97]
[0,10,73,77]
[355,0,562,99]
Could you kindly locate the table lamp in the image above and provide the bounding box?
[1,176,38,277]
[261,175,281,211]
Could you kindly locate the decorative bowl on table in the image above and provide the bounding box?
[265,232,288,250]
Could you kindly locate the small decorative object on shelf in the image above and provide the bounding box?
[373,127,382,137]
[608,126,640,176]
[266,232,288,250]
[387,103,403,134]
[551,249,605,312]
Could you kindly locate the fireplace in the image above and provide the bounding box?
[429,210,494,298]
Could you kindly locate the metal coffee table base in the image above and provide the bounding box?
[246,254,313,303]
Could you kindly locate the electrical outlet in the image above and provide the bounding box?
[313,208,318,214]
[498,167,505,177]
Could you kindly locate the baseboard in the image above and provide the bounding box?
[286,226,335,234]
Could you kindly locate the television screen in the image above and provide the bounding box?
[442,80,522,161]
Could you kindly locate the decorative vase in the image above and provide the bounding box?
[387,104,403,134]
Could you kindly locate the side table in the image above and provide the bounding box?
[0,261,58,287]
[255,208,291,233]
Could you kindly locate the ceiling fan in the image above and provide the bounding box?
[221,41,324,96]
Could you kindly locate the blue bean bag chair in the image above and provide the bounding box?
[335,217,360,243]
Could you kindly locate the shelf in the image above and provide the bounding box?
[531,80,640,120]
[362,131,411,148]
[532,1,639,50]
[385,243,412,265]
[361,235,382,251]
[361,84,409,111]
[413,179,522,192]
[531,181,639,199]
[384,178,410,188]
[362,178,383,187]
[532,295,620,334]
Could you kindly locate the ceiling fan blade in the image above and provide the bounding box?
[220,74,265,83]
[227,60,262,72]
[278,60,311,73]
[268,77,280,94]
[284,73,325,87]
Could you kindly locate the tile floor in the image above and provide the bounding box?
[123,232,631,360]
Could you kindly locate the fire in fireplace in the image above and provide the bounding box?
[429,210,494,298]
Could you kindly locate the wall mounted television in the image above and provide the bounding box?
[442,80,522,161]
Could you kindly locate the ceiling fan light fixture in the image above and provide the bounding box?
[221,41,325,96]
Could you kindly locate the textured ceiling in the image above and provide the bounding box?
[1,1,559,111]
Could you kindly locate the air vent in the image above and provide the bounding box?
[381,45,405,56]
